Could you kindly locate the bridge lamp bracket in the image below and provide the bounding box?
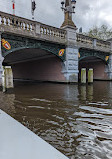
[32,1,36,11]
[31,0,36,20]
[60,0,76,13]
[61,0,65,11]
[71,0,76,13]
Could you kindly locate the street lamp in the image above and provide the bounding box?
[31,0,36,20]
[61,0,76,13]
[60,0,77,28]
[61,0,65,11]
[71,0,76,13]
[12,0,15,16]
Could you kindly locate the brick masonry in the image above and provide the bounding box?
[79,59,108,80]
[12,56,66,82]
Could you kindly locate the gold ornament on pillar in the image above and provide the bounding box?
[60,0,77,29]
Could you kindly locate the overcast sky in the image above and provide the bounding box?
[0,0,112,32]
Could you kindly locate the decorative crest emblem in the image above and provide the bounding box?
[2,39,11,50]
[78,52,80,58]
[58,49,64,56]
[105,56,109,61]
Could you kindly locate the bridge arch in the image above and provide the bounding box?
[1,33,66,62]
[79,56,109,80]
[3,47,66,83]
[78,48,109,64]
[79,55,108,63]
[3,45,65,62]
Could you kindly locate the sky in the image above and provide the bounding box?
[0,0,112,32]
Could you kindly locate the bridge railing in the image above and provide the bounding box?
[0,11,66,44]
[0,11,35,31]
[76,33,93,45]
[0,11,111,52]
[40,24,66,39]
[96,39,110,49]
[76,33,111,52]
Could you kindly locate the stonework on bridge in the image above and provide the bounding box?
[79,48,110,63]
[1,33,65,61]
[0,8,112,86]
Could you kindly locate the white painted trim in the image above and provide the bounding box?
[0,109,68,159]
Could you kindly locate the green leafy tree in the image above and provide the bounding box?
[85,25,112,40]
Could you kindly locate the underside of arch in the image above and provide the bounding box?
[3,48,62,65]
[79,56,109,80]
[1,33,66,62]
[79,48,110,64]
[3,48,66,83]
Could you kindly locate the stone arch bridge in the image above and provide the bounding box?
[0,11,112,85]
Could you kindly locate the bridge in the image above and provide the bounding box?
[0,1,112,87]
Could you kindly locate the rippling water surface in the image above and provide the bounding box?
[0,81,112,159]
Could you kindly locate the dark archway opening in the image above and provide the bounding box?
[3,48,66,83]
[79,56,108,81]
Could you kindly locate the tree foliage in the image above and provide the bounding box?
[85,25,112,40]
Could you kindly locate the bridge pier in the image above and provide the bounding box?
[0,32,4,87]
[64,47,79,83]
[2,66,14,91]
[108,54,112,80]
[63,28,79,83]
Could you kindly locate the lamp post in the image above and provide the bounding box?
[31,0,36,20]
[60,0,77,28]
[12,0,15,16]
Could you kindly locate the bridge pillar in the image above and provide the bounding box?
[2,66,14,91]
[63,27,79,83]
[108,54,112,80]
[0,32,4,86]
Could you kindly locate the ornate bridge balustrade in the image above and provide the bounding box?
[0,11,112,54]
[0,11,66,45]
[0,11,112,83]
[96,39,110,51]
[76,33,111,53]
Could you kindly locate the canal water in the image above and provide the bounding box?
[0,81,112,159]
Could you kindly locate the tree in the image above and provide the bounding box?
[85,25,112,40]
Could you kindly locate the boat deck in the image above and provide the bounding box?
[0,109,68,159]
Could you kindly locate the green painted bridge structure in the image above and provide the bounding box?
[0,11,112,84]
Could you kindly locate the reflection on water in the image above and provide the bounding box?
[0,81,112,159]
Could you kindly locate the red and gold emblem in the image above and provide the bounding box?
[58,49,64,56]
[105,56,109,61]
[2,39,11,50]
[78,52,80,58]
